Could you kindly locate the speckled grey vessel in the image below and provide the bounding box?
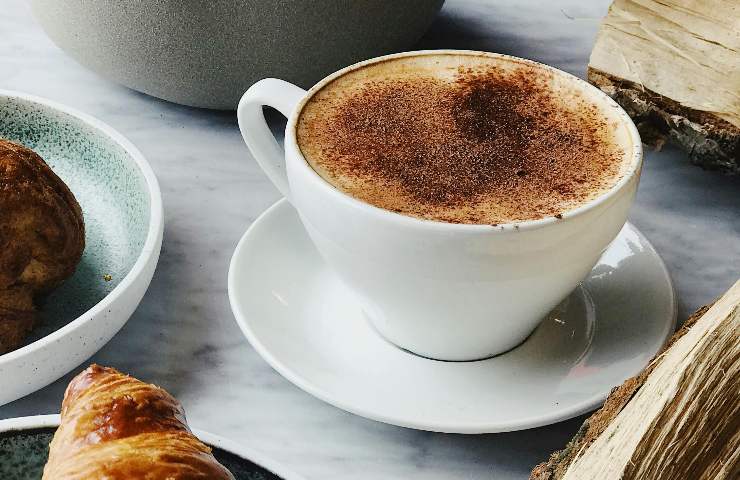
[0,417,298,479]
[30,0,445,110]
[0,92,163,406]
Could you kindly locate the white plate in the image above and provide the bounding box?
[0,415,303,479]
[229,199,676,433]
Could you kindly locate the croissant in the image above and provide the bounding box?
[42,365,235,480]
[0,139,84,353]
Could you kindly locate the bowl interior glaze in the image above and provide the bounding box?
[0,94,150,349]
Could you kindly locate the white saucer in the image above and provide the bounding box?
[228,199,676,433]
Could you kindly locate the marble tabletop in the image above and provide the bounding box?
[1,0,738,478]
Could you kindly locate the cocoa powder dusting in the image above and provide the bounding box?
[297,58,627,224]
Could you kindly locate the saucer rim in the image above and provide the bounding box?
[228,199,677,433]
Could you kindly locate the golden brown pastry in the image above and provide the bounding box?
[0,139,84,354]
[42,365,235,480]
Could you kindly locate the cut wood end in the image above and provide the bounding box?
[587,0,739,175]
[530,279,740,480]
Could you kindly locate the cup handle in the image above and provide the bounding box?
[237,79,307,199]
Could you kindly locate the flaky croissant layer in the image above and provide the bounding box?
[42,365,235,480]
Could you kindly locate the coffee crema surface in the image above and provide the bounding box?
[296,54,633,224]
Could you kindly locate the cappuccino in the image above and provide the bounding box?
[296,53,633,224]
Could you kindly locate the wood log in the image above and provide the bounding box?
[530,279,740,480]
[588,0,739,174]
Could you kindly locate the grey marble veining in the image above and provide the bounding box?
[0,1,737,479]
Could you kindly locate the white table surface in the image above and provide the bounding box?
[1,1,738,478]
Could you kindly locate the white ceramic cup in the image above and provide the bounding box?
[237,50,642,361]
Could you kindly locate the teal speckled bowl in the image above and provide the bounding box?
[0,416,302,479]
[0,91,163,406]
